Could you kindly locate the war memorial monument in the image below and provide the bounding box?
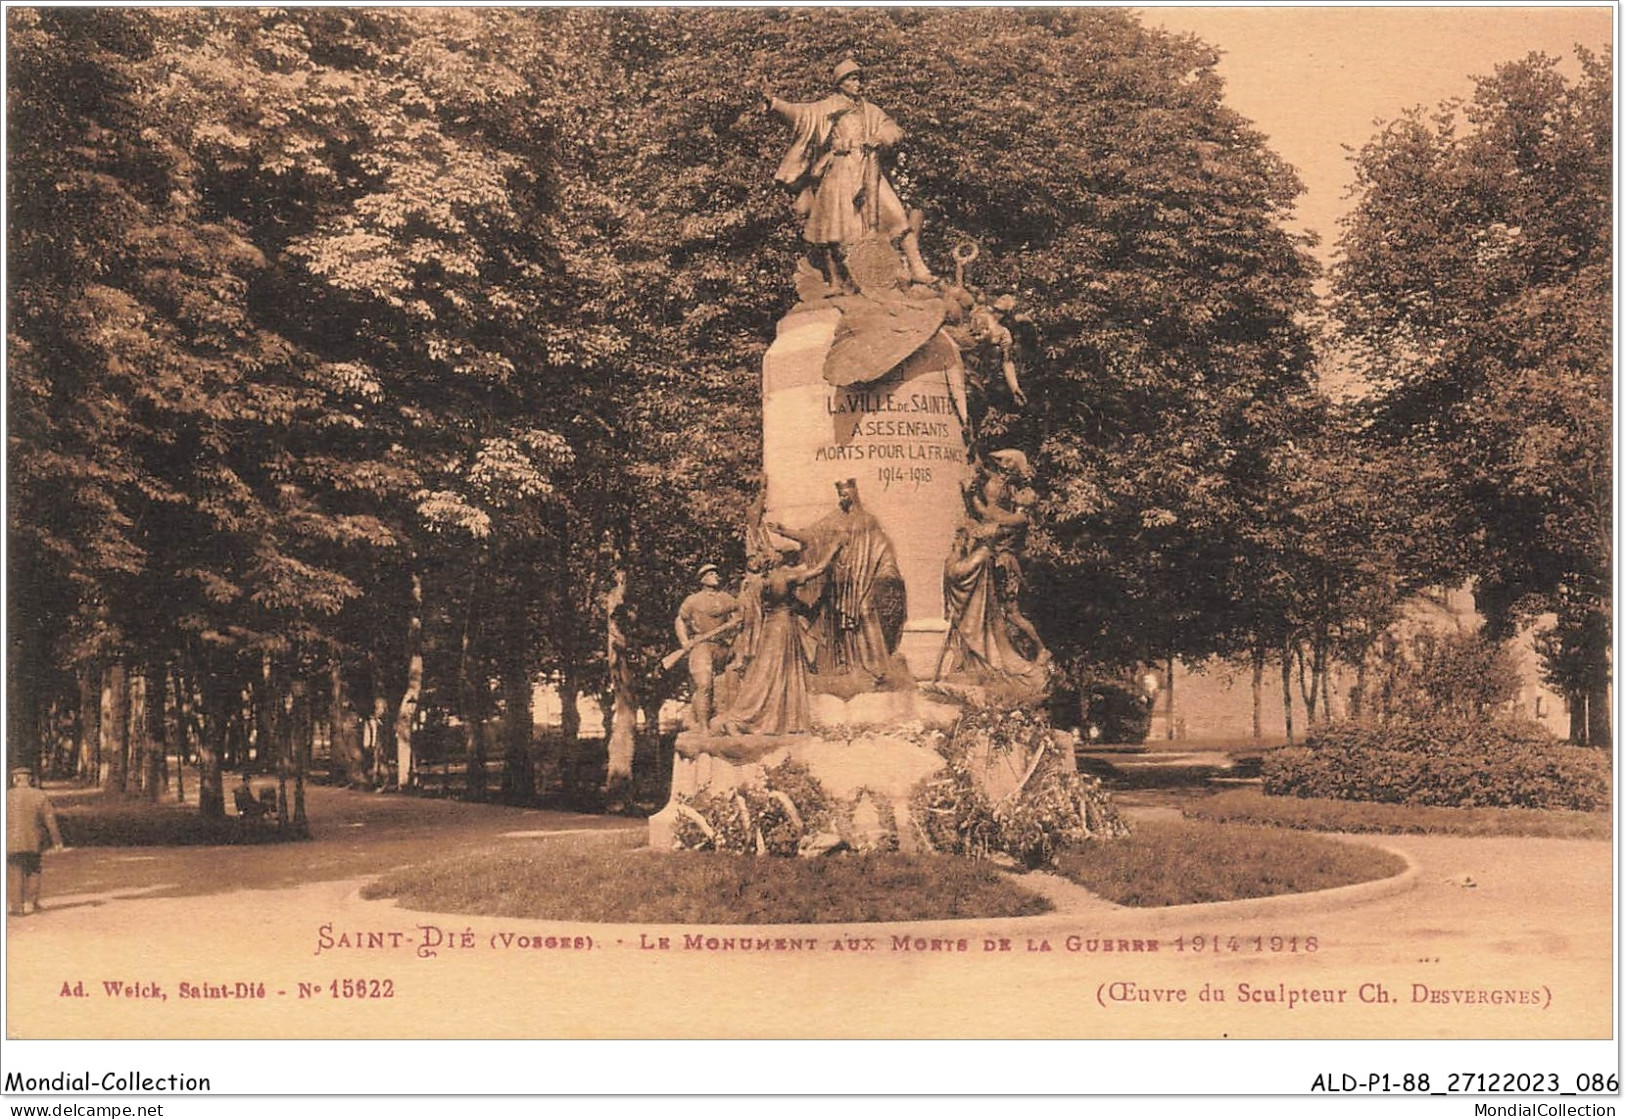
[650,58,1118,857]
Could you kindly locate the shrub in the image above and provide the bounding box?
[1360,630,1521,722]
[1185,788,1611,840]
[1263,718,1610,811]
[1083,683,1152,744]
[1047,672,1152,744]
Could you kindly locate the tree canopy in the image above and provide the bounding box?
[1332,48,1612,743]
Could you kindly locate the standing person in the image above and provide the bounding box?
[673,564,740,732]
[7,766,64,917]
[764,58,936,289]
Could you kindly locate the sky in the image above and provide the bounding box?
[1139,5,1615,260]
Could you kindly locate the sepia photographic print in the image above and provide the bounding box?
[2,3,1615,1107]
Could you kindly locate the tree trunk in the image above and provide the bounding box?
[169,666,189,805]
[8,614,44,773]
[1280,646,1294,745]
[365,652,388,788]
[453,557,487,802]
[236,679,254,764]
[1163,656,1176,741]
[606,690,636,792]
[1311,637,1330,726]
[457,609,488,804]
[462,676,488,803]
[1291,641,1321,727]
[1249,647,1264,742]
[640,695,670,803]
[1567,692,1587,744]
[393,571,424,790]
[143,663,167,801]
[559,677,582,742]
[195,670,227,819]
[326,666,347,784]
[368,694,389,788]
[500,651,534,802]
[1580,610,1611,748]
[256,651,275,776]
[330,662,364,786]
[50,697,77,776]
[558,676,583,795]
[260,653,290,828]
[1351,647,1369,722]
[1586,685,1609,749]
[605,589,636,797]
[1292,643,1311,725]
[291,677,310,834]
[77,660,102,784]
[128,670,147,796]
[103,660,129,792]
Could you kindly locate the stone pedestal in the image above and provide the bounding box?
[649,732,945,853]
[762,306,973,680]
[648,688,962,851]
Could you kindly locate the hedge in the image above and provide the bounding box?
[1262,718,1611,812]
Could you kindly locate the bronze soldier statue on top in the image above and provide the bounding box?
[763,57,937,294]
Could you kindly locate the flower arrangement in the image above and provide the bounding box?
[672,758,834,855]
[911,703,1129,867]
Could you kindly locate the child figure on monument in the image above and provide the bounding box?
[961,451,1052,669]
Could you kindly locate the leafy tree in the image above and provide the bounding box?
[8,8,622,805]
[1206,399,1411,740]
[9,8,1371,813]
[588,8,1322,691]
[1333,50,1612,745]
[1365,629,1522,725]
[9,9,150,764]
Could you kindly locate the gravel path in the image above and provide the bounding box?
[6,785,1611,1042]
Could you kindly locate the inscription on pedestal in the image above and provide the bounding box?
[816,387,967,492]
[762,308,972,679]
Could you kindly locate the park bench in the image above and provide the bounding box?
[233,783,277,825]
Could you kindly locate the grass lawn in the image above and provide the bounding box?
[362,830,1056,923]
[1184,787,1612,840]
[56,800,298,847]
[365,818,1410,921]
[1051,816,1406,907]
[39,785,1423,920]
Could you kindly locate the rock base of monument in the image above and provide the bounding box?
[807,685,961,732]
[647,721,948,855]
[920,672,1054,712]
[645,676,1124,865]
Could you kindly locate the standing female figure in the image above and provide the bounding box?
[714,544,842,736]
